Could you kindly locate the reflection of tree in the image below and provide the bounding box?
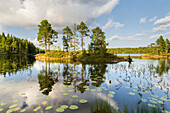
[88,63,106,87]
[0,55,35,77]
[38,62,58,95]
[156,59,170,76]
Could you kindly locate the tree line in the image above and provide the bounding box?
[37,20,108,56]
[107,35,170,55]
[0,32,38,54]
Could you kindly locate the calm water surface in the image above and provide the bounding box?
[0,55,169,113]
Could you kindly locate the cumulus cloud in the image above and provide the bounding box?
[148,31,170,39]
[107,34,144,41]
[102,19,124,30]
[149,16,157,22]
[154,15,170,25]
[152,23,170,32]
[140,17,146,24]
[0,0,119,30]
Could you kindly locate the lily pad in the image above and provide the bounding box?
[85,88,90,90]
[160,97,169,101]
[72,95,78,98]
[37,95,43,97]
[69,105,79,110]
[45,96,51,99]
[63,93,69,96]
[97,88,102,91]
[60,105,69,109]
[108,94,114,98]
[103,88,108,91]
[0,108,3,112]
[148,104,156,108]
[60,90,65,93]
[13,100,19,103]
[9,104,18,109]
[140,98,147,102]
[125,86,130,89]
[20,109,26,112]
[42,101,47,105]
[33,106,41,111]
[21,93,26,95]
[56,108,65,112]
[128,92,135,95]
[45,106,53,110]
[13,107,20,111]
[109,91,115,94]
[90,89,96,92]
[1,103,7,106]
[83,86,89,88]
[79,99,88,103]
[158,100,165,104]
[6,109,13,113]
[161,110,170,113]
[150,100,157,104]
[152,94,159,98]
[133,90,137,92]
[151,98,157,101]
[68,90,74,92]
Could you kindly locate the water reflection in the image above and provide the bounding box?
[0,55,35,77]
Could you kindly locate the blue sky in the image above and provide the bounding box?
[0,0,170,49]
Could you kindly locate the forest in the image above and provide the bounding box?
[0,32,38,55]
[107,35,170,55]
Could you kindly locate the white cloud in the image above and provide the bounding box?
[148,31,170,39]
[154,15,170,25]
[0,0,119,30]
[152,23,170,32]
[140,17,146,24]
[102,19,124,30]
[149,16,157,22]
[107,32,145,41]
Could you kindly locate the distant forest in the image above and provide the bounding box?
[107,35,170,55]
[0,32,39,55]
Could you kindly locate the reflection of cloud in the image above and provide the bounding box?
[33,61,44,71]
[95,92,119,110]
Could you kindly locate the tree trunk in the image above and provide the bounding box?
[81,34,83,52]
[48,44,50,52]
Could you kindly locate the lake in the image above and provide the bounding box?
[0,55,169,113]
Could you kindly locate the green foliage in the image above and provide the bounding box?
[89,27,108,56]
[77,21,90,52]
[62,26,73,52]
[0,32,36,54]
[37,20,58,53]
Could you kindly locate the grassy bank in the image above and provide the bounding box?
[141,54,170,59]
[35,51,126,63]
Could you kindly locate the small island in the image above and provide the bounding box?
[35,20,127,63]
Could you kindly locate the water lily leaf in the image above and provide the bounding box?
[125,86,130,89]
[97,88,102,91]
[133,90,137,92]
[0,108,3,112]
[63,93,69,96]
[66,85,71,88]
[6,109,13,113]
[45,96,51,99]
[103,88,108,91]
[42,101,47,105]
[45,106,53,110]
[21,93,26,95]
[148,104,156,108]
[56,108,64,112]
[83,86,89,88]
[90,89,96,92]
[128,92,135,95]
[160,97,169,101]
[13,100,19,103]
[72,95,78,98]
[37,95,43,97]
[60,105,69,109]
[33,106,41,111]
[108,94,114,98]
[158,101,165,104]
[109,91,115,94]
[85,88,90,90]
[69,105,78,110]
[20,109,26,112]
[152,94,159,98]
[60,90,65,93]
[151,98,157,101]
[161,110,170,113]
[92,81,97,84]
[134,86,138,88]
[79,99,88,103]
[150,100,157,104]
[62,86,66,88]
[68,90,74,92]
[1,103,7,106]
[13,107,20,111]
[9,104,18,109]
[140,98,147,102]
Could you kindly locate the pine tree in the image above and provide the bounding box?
[77,21,90,52]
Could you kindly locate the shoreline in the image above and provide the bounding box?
[35,54,128,63]
[141,54,170,59]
